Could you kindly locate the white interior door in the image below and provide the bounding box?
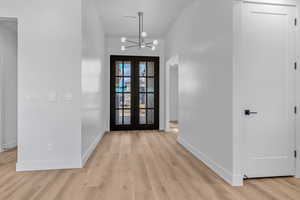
[241,2,296,178]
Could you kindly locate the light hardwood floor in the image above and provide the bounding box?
[1,131,300,200]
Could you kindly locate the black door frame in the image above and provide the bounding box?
[110,55,160,131]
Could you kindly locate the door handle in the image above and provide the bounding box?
[244,110,258,116]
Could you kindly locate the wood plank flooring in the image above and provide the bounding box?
[1,131,300,200]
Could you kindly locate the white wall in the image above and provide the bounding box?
[106,37,166,130]
[165,0,237,185]
[81,0,107,164]
[169,65,179,121]
[0,20,17,151]
[0,0,82,170]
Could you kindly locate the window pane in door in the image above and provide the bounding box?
[147,78,154,92]
[124,109,131,124]
[116,61,123,76]
[147,94,154,108]
[139,78,146,92]
[116,93,123,108]
[147,110,154,124]
[124,94,131,109]
[140,109,146,124]
[124,78,131,92]
[116,78,123,92]
[116,110,123,125]
[148,62,155,76]
[124,61,131,76]
[140,94,146,109]
[139,62,147,76]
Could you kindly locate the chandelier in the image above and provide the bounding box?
[121,12,159,51]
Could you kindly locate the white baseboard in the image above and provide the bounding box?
[3,141,17,150]
[177,136,243,186]
[81,132,105,167]
[0,141,17,152]
[16,159,82,172]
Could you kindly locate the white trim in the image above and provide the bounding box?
[81,132,105,167]
[177,136,243,186]
[242,0,296,6]
[16,159,82,172]
[2,141,17,150]
[0,56,3,153]
[233,0,244,185]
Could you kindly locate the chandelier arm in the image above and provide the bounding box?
[126,44,140,49]
[145,42,154,45]
[126,40,139,44]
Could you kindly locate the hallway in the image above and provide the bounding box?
[1,131,300,200]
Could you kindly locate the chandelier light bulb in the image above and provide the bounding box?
[153,40,159,46]
[121,37,127,43]
[121,46,126,51]
[141,32,147,38]
[141,43,146,48]
[151,46,156,51]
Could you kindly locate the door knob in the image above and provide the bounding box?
[244,110,258,116]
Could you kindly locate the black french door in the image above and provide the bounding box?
[110,55,159,131]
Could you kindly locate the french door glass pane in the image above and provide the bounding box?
[124,78,131,92]
[147,78,154,92]
[124,109,131,124]
[116,61,123,76]
[124,61,131,76]
[116,93,123,108]
[116,110,123,125]
[140,94,146,109]
[147,94,154,108]
[140,109,146,124]
[147,110,154,124]
[140,62,147,76]
[139,78,146,92]
[148,62,155,76]
[116,78,123,92]
[124,94,131,109]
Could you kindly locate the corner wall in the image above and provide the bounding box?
[1,0,82,171]
[165,0,237,185]
[81,0,108,165]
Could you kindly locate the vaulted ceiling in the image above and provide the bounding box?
[95,0,195,38]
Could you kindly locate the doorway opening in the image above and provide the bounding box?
[166,56,179,134]
[0,18,18,162]
[168,65,179,134]
[110,55,160,131]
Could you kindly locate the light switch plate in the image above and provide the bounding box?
[47,92,57,102]
[64,93,73,102]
